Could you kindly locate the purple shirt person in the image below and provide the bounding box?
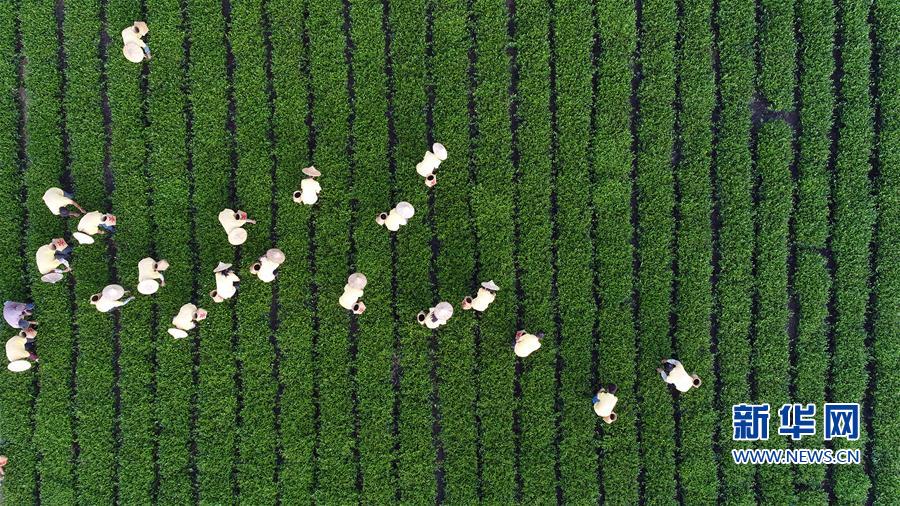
[3,301,35,330]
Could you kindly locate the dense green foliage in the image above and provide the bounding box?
[0,0,892,503]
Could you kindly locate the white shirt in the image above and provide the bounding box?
[35,244,62,274]
[121,25,146,47]
[214,271,239,299]
[138,257,163,282]
[470,288,496,312]
[42,188,74,215]
[593,392,618,417]
[383,209,408,231]
[172,304,198,331]
[514,333,541,358]
[218,209,250,234]
[5,335,28,362]
[664,360,695,392]
[78,212,106,235]
[299,178,321,205]
[339,285,363,310]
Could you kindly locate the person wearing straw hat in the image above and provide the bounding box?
[339,272,367,314]
[89,284,135,313]
[137,257,169,295]
[249,248,285,283]
[0,455,7,480]
[657,358,702,393]
[168,303,207,339]
[293,166,322,205]
[462,280,499,312]
[218,208,256,246]
[42,187,85,217]
[121,21,151,63]
[376,201,415,232]
[6,327,38,372]
[417,301,454,329]
[415,142,447,188]
[592,384,619,424]
[73,211,116,245]
[513,330,544,358]
[3,301,36,330]
[210,262,240,303]
[36,238,73,283]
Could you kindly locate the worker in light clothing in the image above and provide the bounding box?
[36,238,73,283]
[122,21,150,63]
[657,358,702,393]
[137,257,169,295]
[218,208,256,246]
[210,262,240,303]
[89,285,134,313]
[338,272,367,314]
[513,330,544,358]
[592,384,619,424]
[6,327,38,372]
[462,280,499,312]
[376,201,415,232]
[73,211,116,244]
[417,302,453,329]
[415,142,447,188]
[3,301,36,330]
[42,187,85,217]
[250,248,285,283]
[293,166,322,205]
[168,303,207,339]
[0,455,7,480]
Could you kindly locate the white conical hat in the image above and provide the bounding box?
[167,328,188,339]
[395,201,415,219]
[228,227,248,245]
[72,231,95,245]
[481,280,499,291]
[138,279,160,295]
[433,302,453,321]
[432,143,447,160]
[123,42,144,63]
[266,248,286,264]
[214,262,232,273]
[348,272,367,289]
[103,284,126,300]
[302,166,321,177]
[41,272,64,284]
[8,360,32,372]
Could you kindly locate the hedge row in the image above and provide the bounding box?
[713,0,755,500]
[346,0,396,502]
[872,2,900,502]
[671,0,716,502]
[510,0,553,502]
[592,0,640,503]
[386,0,439,502]
[187,0,237,502]
[474,0,516,503]
[268,0,316,501]
[793,0,834,500]
[62,0,119,503]
[752,0,795,501]
[21,0,79,502]
[830,0,875,500]
[431,0,479,502]
[633,0,678,500]
[0,2,37,503]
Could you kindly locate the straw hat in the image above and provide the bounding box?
[103,284,126,300]
[266,248,286,264]
[432,142,447,160]
[433,302,453,321]
[214,262,232,273]
[167,328,188,339]
[40,272,64,284]
[138,279,160,295]
[72,231,95,245]
[396,202,415,219]
[302,166,321,177]
[481,280,499,292]
[348,272,367,289]
[123,42,144,63]
[7,360,32,372]
[228,227,248,245]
